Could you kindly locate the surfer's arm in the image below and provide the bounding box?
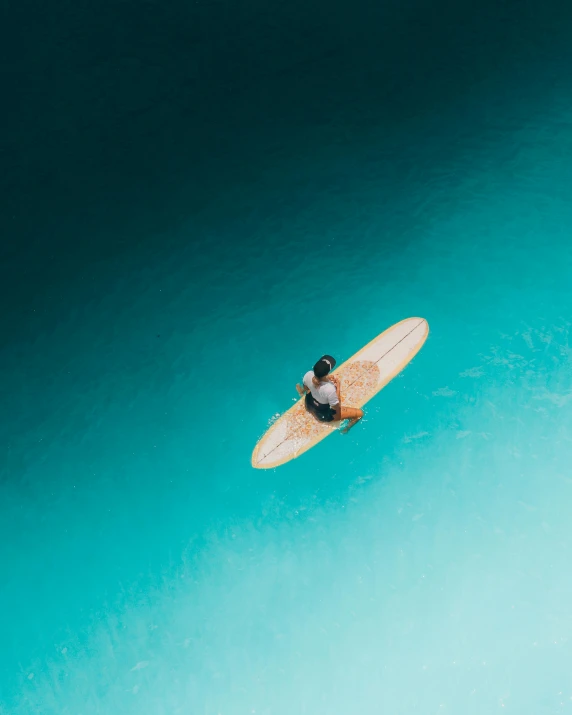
[329,375,341,402]
[296,382,308,396]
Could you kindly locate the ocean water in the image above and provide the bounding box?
[2,0,572,712]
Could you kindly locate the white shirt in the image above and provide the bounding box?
[303,370,339,407]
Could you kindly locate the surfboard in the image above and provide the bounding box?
[251,317,429,469]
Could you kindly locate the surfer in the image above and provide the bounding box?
[296,355,364,434]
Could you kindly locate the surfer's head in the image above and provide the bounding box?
[313,355,336,379]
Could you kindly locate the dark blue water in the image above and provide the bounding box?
[2,0,572,712]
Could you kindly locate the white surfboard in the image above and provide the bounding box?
[251,317,429,469]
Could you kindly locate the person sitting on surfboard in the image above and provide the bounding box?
[296,355,364,434]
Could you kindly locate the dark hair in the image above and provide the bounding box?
[313,360,330,379]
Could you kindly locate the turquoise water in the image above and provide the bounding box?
[3,0,572,712]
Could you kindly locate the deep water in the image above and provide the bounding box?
[2,0,572,712]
